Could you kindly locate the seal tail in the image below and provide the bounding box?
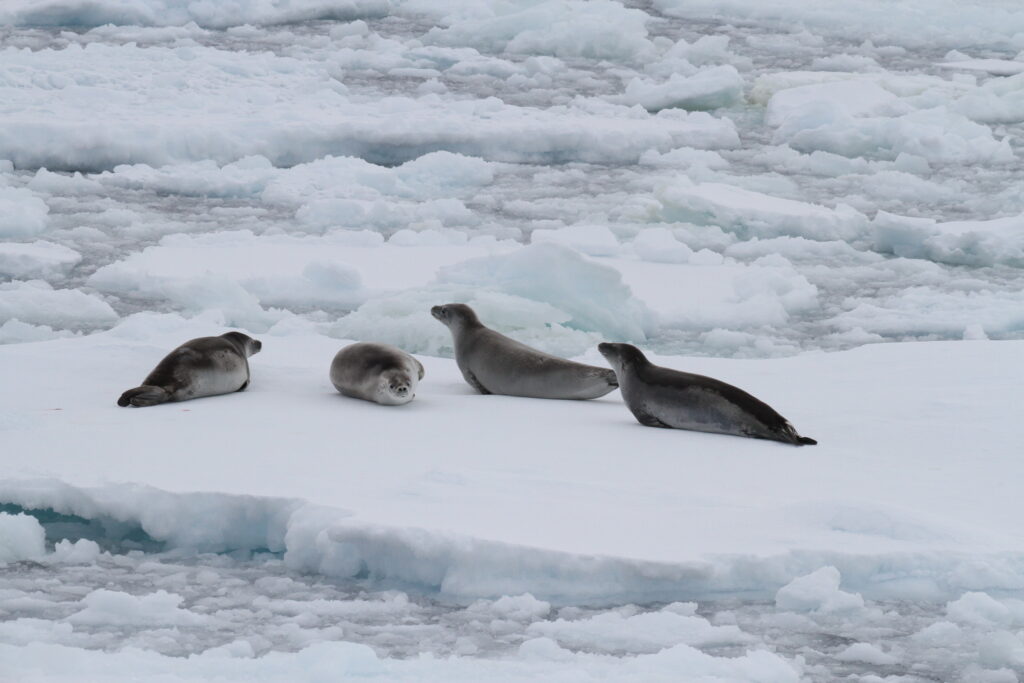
[117,385,171,407]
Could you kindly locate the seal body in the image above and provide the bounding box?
[117,332,262,407]
[598,343,816,446]
[431,303,618,400]
[330,342,424,406]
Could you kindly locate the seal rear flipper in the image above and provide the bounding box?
[774,421,817,446]
[117,385,171,407]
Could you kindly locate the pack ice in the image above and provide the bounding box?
[2,0,1024,681]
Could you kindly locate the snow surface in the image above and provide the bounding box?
[1,326,1024,680]
[3,324,1022,586]
[3,0,1024,680]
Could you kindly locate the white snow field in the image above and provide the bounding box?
[3,0,1024,681]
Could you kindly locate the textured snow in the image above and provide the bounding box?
[0,186,49,238]
[525,605,752,653]
[0,639,802,683]
[0,42,738,171]
[653,0,1024,48]
[0,0,390,28]
[616,66,745,112]
[0,241,81,280]
[68,589,210,627]
[424,0,657,63]
[873,211,1024,267]
[774,567,865,615]
[0,513,45,564]
[941,59,1024,77]
[656,182,867,242]
[834,642,897,666]
[0,281,118,329]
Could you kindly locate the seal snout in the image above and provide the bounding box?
[430,305,445,321]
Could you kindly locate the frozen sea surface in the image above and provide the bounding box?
[2,0,1024,356]
[3,0,1024,681]
[3,547,1019,682]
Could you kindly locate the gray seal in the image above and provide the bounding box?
[330,342,424,406]
[431,303,618,400]
[598,342,816,446]
[117,332,262,407]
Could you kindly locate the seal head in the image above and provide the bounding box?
[431,303,480,330]
[222,331,262,357]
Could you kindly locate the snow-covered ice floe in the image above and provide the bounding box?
[2,324,1024,680]
[2,325,1022,601]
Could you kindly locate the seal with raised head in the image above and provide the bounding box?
[330,342,424,406]
[598,342,816,446]
[117,332,262,407]
[431,303,618,400]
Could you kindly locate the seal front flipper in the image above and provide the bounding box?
[465,370,491,395]
[118,385,171,407]
[632,406,671,428]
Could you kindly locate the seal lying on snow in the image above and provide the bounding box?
[330,342,424,406]
[598,342,816,446]
[431,303,618,400]
[118,332,262,407]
